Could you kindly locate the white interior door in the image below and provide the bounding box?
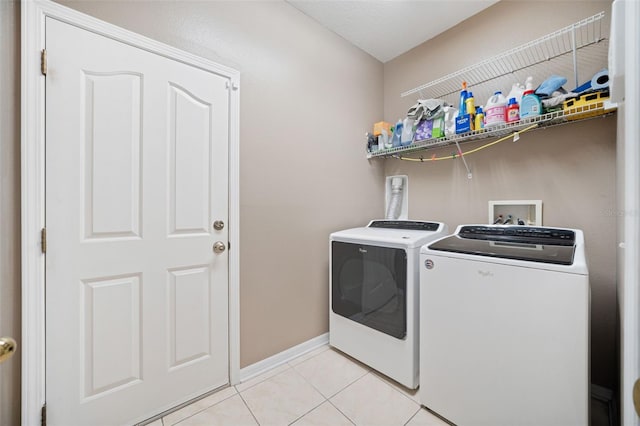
[45,16,230,425]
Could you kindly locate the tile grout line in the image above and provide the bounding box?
[324,370,371,400]
[238,366,327,426]
[331,371,422,426]
[242,349,358,426]
[285,399,327,426]
[166,388,239,426]
[237,389,262,426]
[402,406,423,426]
[369,374,424,424]
[369,370,422,406]
[290,354,370,400]
[326,399,357,426]
[283,365,331,425]
[236,363,293,394]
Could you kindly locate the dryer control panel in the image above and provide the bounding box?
[369,220,440,231]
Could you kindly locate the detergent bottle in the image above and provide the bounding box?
[391,119,403,148]
[506,97,520,123]
[465,92,476,119]
[520,90,542,118]
[484,91,507,127]
[520,77,542,119]
[459,82,468,116]
[507,82,525,105]
[474,106,485,131]
[466,92,476,130]
[400,117,415,146]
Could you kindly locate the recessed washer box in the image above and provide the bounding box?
[489,199,542,225]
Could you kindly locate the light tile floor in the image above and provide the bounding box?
[147,345,611,426]
[147,345,449,426]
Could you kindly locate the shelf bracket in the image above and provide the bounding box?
[571,26,579,89]
[453,139,472,179]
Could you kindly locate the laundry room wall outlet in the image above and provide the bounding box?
[489,200,542,225]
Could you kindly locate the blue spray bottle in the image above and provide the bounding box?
[459,81,468,116]
[391,119,403,148]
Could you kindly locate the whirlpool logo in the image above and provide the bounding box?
[358,248,367,254]
[424,259,434,270]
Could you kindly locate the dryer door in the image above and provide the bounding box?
[331,241,407,339]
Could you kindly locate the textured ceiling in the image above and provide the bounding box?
[286,0,499,63]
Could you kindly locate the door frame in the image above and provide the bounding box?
[21,1,241,424]
[619,0,640,423]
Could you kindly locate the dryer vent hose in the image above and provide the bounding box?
[386,177,404,220]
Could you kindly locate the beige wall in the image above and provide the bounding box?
[0,1,22,425]
[383,0,617,388]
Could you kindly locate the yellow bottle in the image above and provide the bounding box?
[474,106,485,131]
[465,92,476,120]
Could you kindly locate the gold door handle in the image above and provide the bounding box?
[213,241,226,254]
[0,337,17,364]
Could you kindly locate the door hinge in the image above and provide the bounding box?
[41,403,46,426]
[41,228,47,254]
[41,49,47,76]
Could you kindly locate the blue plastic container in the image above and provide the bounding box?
[520,90,542,118]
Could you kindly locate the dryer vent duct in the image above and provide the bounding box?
[385,175,408,220]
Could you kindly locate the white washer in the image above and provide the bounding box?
[330,220,448,389]
[420,224,589,426]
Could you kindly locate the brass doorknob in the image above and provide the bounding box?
[0,337,17,364]
[213,241,226,254]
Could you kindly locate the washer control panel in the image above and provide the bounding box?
[458,225,575,246]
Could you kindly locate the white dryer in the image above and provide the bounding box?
[419,224,589,426]
[330,220,448,389]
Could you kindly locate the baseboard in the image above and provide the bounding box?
[237,333,329,384]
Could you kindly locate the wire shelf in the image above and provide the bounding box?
[367,102,616,159]
[400,12,608,108]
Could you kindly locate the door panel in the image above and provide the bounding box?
[83,72,142,239]
[168,266,211,369]
[46,17,229,425]
[168,84,212,235]
[82,274,142,399]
